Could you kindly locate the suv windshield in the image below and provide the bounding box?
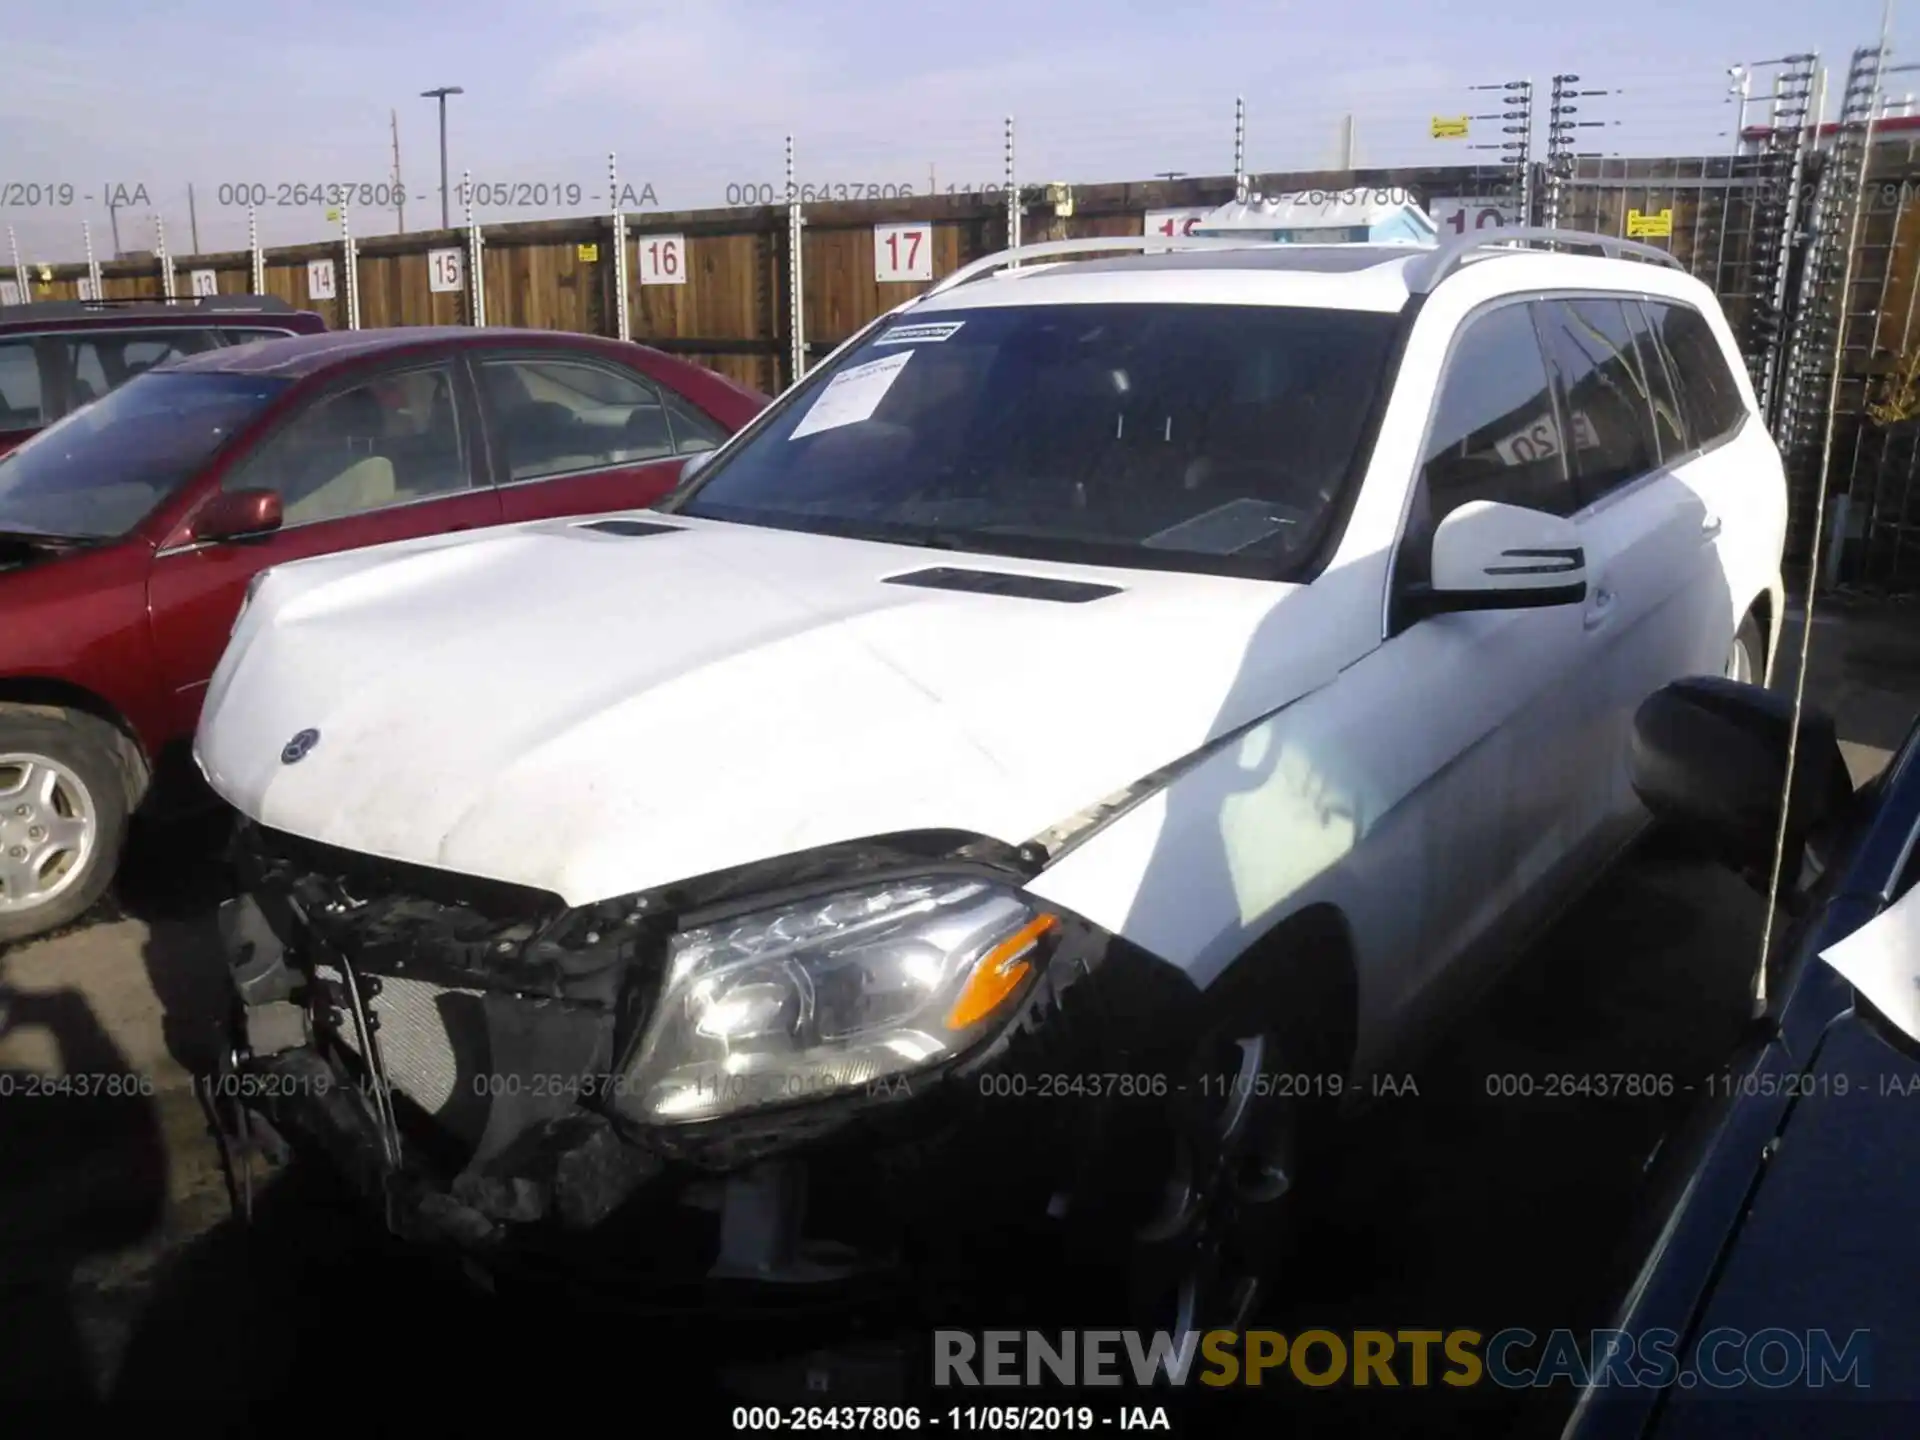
[670,302,1401,577]
[0,370,287,540]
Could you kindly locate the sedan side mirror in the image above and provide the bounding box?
[1630,676,1855,892]
[1406,500,1587,620]
[193,487,283,543]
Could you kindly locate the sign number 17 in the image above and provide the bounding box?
[874,222,933,283]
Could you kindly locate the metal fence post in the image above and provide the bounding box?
[341,204,361,330]
[464,171,486,327]
[6,227,23,301]
[1233,96,1247,201]
[155,216,176,300]
[786,135,806,383]
[249,206,265,294]
[1004,116,1020,263]
[611,150,632,341]
[82,221,102,300]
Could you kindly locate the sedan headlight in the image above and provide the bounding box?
[620,876,1057,1123]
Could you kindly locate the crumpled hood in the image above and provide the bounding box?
[197,513,1364,906]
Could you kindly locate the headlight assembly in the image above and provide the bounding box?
[618,876,1057,1124]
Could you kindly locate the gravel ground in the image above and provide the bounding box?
[1,600,1914,1437]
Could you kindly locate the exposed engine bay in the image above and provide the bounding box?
[215,819,1199,1313]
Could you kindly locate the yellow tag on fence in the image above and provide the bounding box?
[1626,208,1673,239]
[1430,116,1470,139]
[577,242,600,262]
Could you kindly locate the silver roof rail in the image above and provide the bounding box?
[922,234,1288,299]
[1408,226,1686,294]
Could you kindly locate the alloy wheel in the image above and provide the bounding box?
[1132,1031,1301,1336]
[0,753,98,916]
[1725,635,1755,684]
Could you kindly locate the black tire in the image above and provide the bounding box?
[1728,612,1766,688]
[0,706,131,946]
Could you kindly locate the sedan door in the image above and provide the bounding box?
[473,351,729,524]
[146,356,503,735]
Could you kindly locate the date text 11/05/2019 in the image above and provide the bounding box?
[210,182,659,210]
[730,1405,1175,1431]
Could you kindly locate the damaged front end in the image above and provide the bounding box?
[215,819,1199,1320]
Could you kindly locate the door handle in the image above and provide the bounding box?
[1583,585,1616,631]
[1701,512,1723,540]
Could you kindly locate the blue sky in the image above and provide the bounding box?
[0,0,1908,261]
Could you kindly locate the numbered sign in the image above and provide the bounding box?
[1143,208,1213,253]
[873,223,932,283]
[0,280,18,306]
[190,269,218,298]
[638,233,687,286]
[307,258,337,301]
[1428,197,1521,236]
[76,277,99,301]
[427,248,464,294]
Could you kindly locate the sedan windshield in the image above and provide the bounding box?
[670,302,1401,577]
[0,371,287,540]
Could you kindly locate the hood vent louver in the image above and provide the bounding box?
[575,519,686,538]
[883,566,1122,603]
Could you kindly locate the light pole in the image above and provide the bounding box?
[421,85,464,229]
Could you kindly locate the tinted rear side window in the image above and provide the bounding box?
[64,329,224,414]
[1622,300,1686,461]
[1652,302,1746,446]
[1535,298,1661,505]
[220,327,296,348]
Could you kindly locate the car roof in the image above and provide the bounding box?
[909,242,1710,317]
[0,298,324,335]
[156,326,632,378]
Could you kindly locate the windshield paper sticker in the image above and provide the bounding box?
[790,350,914,439]
[1820,880,1920,1049]
[873,321,965,346]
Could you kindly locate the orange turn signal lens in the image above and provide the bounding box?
[944,912,1059,1031]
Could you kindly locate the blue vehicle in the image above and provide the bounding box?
[1565,674,1920,1437]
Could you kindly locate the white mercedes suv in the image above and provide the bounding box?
[194,228,1786,1338]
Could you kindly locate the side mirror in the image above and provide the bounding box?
[193,487,283,543]
[1629,676,1855,891]
[1412,501,1587,619]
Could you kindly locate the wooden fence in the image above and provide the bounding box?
[11,164,1523,397]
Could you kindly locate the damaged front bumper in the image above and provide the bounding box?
[214,820,1200,1317]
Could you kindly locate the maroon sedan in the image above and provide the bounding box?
[0,327,767,942]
